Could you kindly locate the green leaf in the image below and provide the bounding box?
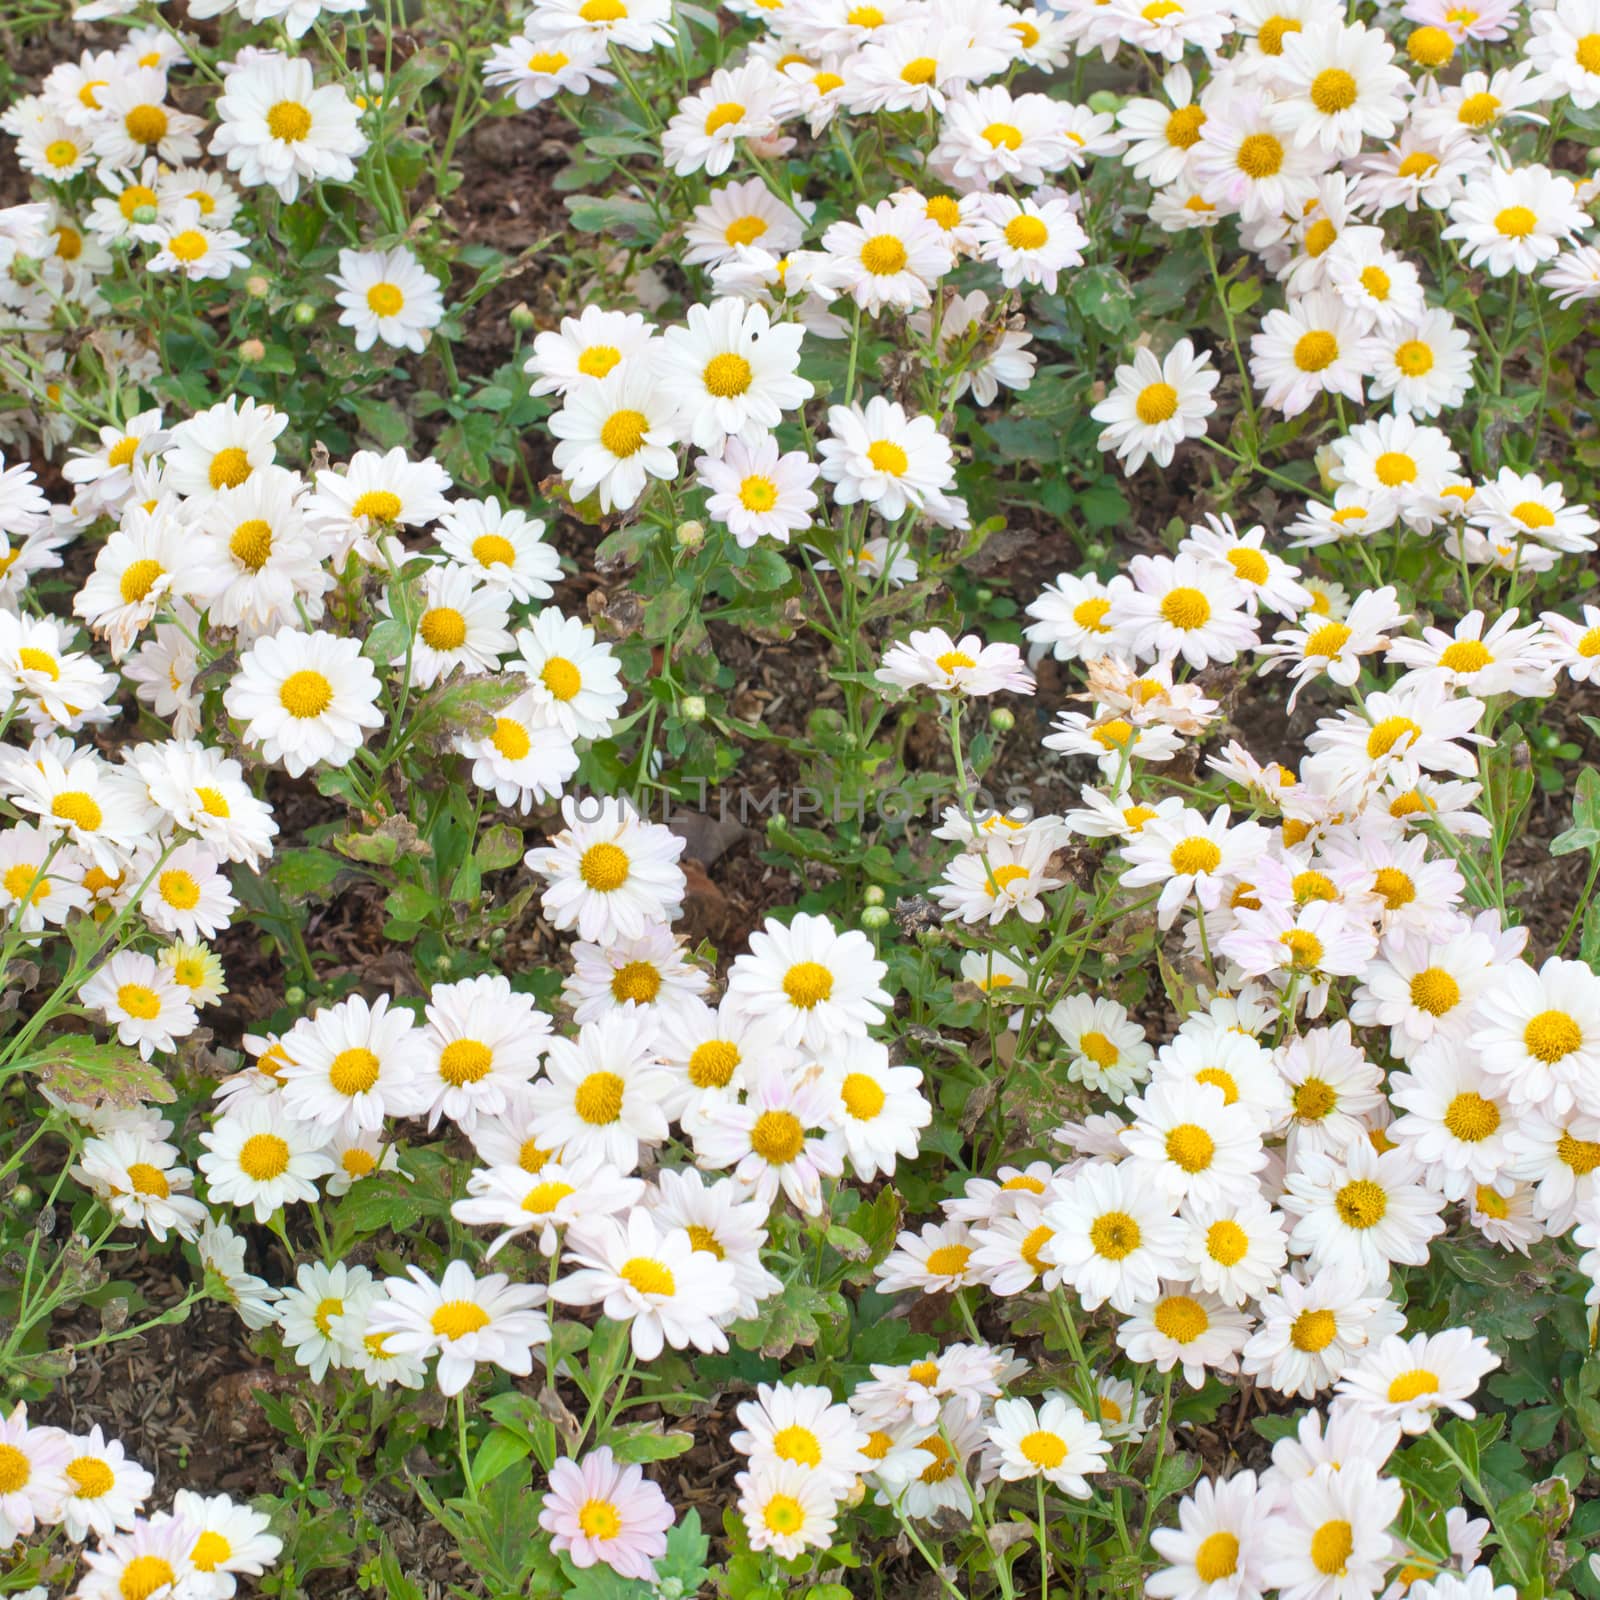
[33,1037,175,1109]
[270,846,347,901]
[564,194,662,244]
[475,822,525,871]
[607,1425,695,1463]
[472,1426,532,1487]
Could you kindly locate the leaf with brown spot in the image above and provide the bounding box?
[33,1035,175,1108]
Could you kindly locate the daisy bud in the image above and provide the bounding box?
[990,707,1016,733]
[1088,90,1122,114]
[239,338,266,364]
[1314,444,1341,493]
[246,274,271,297]
[861,906,890,930]
[284,984,306,1007]
[509,302,537,331]
[11,1184,32,1208]
[292,302,317,325]
[675,519,706,550]
[131,203,158,227]
[863,885,885,906]
[680,694,707,721]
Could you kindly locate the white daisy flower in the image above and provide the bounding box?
[223,627,385,778]
[196,1099,335,1222]
[279,991,429,1138]
[552,1206,739,1358]
[330,244,444,353]
[366,1259,549,1396]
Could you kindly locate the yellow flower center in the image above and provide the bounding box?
[600,409,648,457]
[472,533,517,568]
[1293,1077,1336,1120]
[704,100,745,133]
[925,194,961,228]
[1367,715,1421,757]
[267,100,313,141]
[167,230,208,263]
[687,1224,724,1257]
[866,438,908,476]
[900,56,939,84]
[1311,1519,1354,1576]
[350,489,401,523]
[579,841,630,891]
[1438,639,1493,674]
[1005,215,1049,251]
[724,215,768,247]
[1235,131,1284,178]
[924,1243,972,1278]
[159,869,200,910]
[1073,597,1112,632]
[1089,1210,1141,1260]
[1019,1430,1067,1468]
[430,1300,491,1339]
[1408,25,1454,64]
[1494,204,1536,238]
[578,1497,622,1538]
[1207,1219,1249,1265]
[783,960,834,1008]
[1257,14,1300,50]
[1558,1131,1600,1174]
[575,1070,625,1124]
[772,1425,822,1466]
[1078,1030,1120,1068]
[1525,1009,1581,1062]
[1577,626,1600,658]
[313,1295,344,1335]
[1294,330,1339,372]
[239,1133,290,1180]
[191,1532,231,1572]
[1153,1294,1208,1342]
[621,1256,676,1296]
[1281,928,1324,969]
[120,1556,177,1600]
[1334,1178,1388,1229]
[1165,104,1205,148]
[1169,836,1221,875]
[1020,1223,1053,1271]
[125,103,169,144]
[541,655,582,699]
[1512,500,1555,528]
[688,1039,739,1089]
[1160,586,1211,630]
[491,717,531,761]
[438,1039,493,1085]
[230,519,274,571]
[1475,1185,1509,1218]
[120,557,164,603]
[1444,1092,1500,1142]
[841,1072,886,1119]
[366,282,404,317]
[1165,1124,1215,1173]
[739,474,778,511]
[329,1047,381,1096]
[611,960,661,1004]
[1458,91,1500,127]
[1195,1532,1240,1582]
[52,791,103,831]
[1385,1368,1439,1403]
[577,344,621,378]
[279,669,333,719]
[763,1493,805,1534]
[751,1108,805,1164]
[1577,32,1600,70]
[67,1456,116,1498]
[520,1179,575,1214]
[1310,68,1358,113]
[1291,1307,1338,1352]
[420,606,468,652]
[703,352,753,398]
[1409,967,1461,1015]
[860,234,908,274]
[1227,548,1269,585]
[908,1360,940,1385]
[983,120,1023,149]
[1136,381,1179,425]
[527,49,570,71]
[935,649,977,673]
[117,982,162,1020]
